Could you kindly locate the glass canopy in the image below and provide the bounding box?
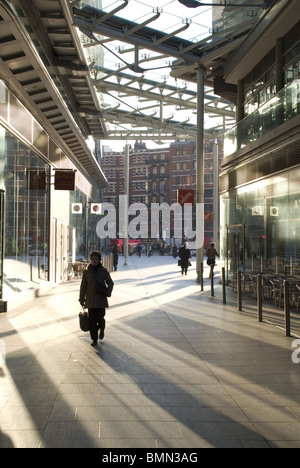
[72,0,268,144]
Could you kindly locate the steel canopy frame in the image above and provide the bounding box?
[71,2,242,140]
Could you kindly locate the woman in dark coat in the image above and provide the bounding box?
[206,242,219,278]
[79,251,114,346]
[179,243,191,275]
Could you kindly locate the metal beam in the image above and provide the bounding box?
[96,79,234,118]
[72,8,203,66]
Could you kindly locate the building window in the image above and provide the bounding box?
[1,129,50,299]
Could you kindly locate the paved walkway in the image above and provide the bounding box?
[1,255,300,448]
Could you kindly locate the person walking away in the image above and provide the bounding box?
[172,244,178,259]
[79,251,114,347]
[179,243,191,275]
[112,242,119,271]
[207,242,219,278]
[137,244,142,257]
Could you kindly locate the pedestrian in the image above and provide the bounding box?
[79,251,114,347]
[206,242,219,278]
[179,242,191,275]
[112,242,118,271]
[137,244,142,257]
[147,244,152,257]
[172,244,178,259]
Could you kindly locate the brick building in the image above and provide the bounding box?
[102,139,223,248]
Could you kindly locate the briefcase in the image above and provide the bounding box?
[79,309,89,332]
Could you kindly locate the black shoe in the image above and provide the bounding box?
[99,329,105,340]
[91,340,97,347]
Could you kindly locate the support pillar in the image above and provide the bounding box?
[196,66,205,283]
[123,143,129,266]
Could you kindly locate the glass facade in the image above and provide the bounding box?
[0,126,50,300]
[224,79,300,157]
[69,189,106,263]
[220,167,300,277]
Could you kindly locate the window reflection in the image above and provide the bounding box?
[2,131,50,300]
[220,169,300,276]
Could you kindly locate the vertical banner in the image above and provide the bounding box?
[196,203,204,250]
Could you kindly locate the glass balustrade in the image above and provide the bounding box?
[224,79,300,157]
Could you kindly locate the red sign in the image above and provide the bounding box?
[204,212,213,222]
[54,170,75,191]
[177,189,195,206]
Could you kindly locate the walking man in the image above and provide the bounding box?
[79,251,114,346]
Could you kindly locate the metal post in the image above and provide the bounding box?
[257,274,262,322]
[210,265,214,297]
[222,267,226,304]
[237,270,242,311]
[200,262,203,292]
[284,280,290,337]
[196,66,205,284]
[213,142,219,253]
[123,144,129,266]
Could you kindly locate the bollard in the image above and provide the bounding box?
[237,270,242,311]
[284,280,290,337]
[200,262,204,292]
[222,267,226,304]
[257,274,262,322]
[30,257,33,281]
[210,265,214,297]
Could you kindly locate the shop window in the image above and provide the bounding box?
[1,130,50,299]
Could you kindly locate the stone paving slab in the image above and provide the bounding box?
[0,255,300,448]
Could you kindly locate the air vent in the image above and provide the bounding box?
[225,135,300,191]
[271,152,288,172]
[2,51,26,62]
[11,65,34,75]
[0,34,16,44]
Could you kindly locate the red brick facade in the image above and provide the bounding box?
[102,140,223,248]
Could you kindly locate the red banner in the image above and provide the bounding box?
[177,189,195,206]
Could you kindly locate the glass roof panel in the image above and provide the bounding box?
[74,0,268,146]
